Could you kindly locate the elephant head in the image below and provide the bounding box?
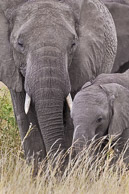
[72,75,129,163]
[0,0,117,160]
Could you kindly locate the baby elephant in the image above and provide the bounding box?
[71,70,129,163]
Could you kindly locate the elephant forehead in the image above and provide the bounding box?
[13,1,76,47]
[73,86,108,106]
[16,1,75,28]
[72,87,109,119]
[73,104,108,117]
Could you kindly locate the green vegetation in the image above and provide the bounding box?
[0,86,129,194]
[0,87,21,154]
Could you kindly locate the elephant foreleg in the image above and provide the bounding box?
[10,89,46,163]
[64,101,74,149]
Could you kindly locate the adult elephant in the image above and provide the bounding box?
[0,0,117,162]
[103,0,129,73]
[72,70,129,164]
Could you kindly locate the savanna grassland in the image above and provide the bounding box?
[0,82,129,194]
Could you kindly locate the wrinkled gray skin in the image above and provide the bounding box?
[0,0,117,163]
[103,0,129,5]
[103,0,129,73]
[72,70,129,164]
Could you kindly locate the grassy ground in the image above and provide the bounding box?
[0,84,129,194]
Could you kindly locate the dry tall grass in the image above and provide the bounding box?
[0,85,129,194]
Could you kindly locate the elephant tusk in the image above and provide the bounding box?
[24,93,31,114]
[66,93,73,111]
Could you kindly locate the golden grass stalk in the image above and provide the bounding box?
[0,86,129,194]
[0,136,129,194]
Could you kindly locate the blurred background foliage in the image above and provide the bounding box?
[0,85,21,155]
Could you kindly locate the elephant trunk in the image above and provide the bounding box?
[72,125,95,154]
[25,48,71,155]
[36,96,65,153]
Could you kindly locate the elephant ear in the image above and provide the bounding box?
[0,10,22,92]
[100,83,129,136]
[105,3,129,72]
[69,0,117,93]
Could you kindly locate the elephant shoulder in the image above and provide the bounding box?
[105,2,129,72]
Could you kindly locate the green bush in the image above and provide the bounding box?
[0,87,21,155]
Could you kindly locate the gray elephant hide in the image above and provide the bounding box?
[72,69,129,164]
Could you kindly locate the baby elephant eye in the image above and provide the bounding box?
[96,117,103,123]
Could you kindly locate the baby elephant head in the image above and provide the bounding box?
[71,82,129,163]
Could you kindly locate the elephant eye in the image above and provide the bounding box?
[58,0,64,2]
[71,42,76,48]
[17,37,24,51]
[71,37,78,50]
[18,40,24,47]
[96,117,103,123]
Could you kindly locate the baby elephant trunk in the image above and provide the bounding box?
[72,125,96,154]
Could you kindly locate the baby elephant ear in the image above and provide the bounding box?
[100,83,129,136]
[0,11,22,92]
